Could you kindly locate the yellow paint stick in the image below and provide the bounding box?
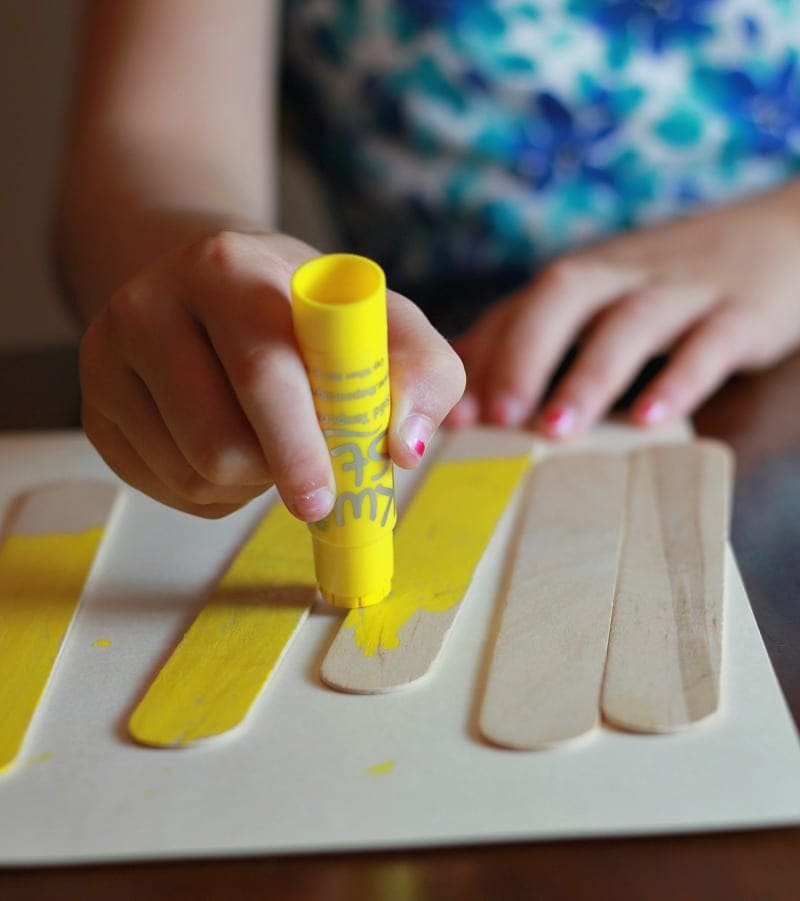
[128,500,316,748]
[292,254,395,608]
[0,482,118,773]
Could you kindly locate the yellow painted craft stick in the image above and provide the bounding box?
[479,454,628,750]
[601,442,733,733]
[129,499,316,748]
[0,482,119,773]
[320,428,535,694]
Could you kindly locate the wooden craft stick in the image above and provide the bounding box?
[479,454,628,750]
[601,441,733,733]
[129,500,316,748]
[320,428,534,694]
[0,482,118,772]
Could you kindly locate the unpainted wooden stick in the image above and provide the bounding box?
[601,441,733,733]
[480,454,628,749]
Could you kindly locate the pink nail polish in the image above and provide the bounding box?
[400,414,434,461]
[541,404,575,437]
[638,398,668,425]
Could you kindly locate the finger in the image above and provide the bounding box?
[448,332,478,426]
[447,303,510,428]
[82,318,269,508]
[483,260,644,425]
[631,304,750,424]
[181,233,336,521]
[536,282,715,439]
[105,282,271,488]
[82,405,249,519]
[385,291,466,468]
[446,391,481,428]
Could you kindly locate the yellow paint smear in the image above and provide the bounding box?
[91,638,111,648]
[344,457,530,657]
[28,750,54,766]
[366,760,395,776]
[128,503,316,748]
[0,528,105,773]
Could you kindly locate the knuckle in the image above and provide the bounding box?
[232,346,275,395]
[177,466,265,509]
[593,291,655,340]
[106,282,150,340]
[190,230,245,277]
[538,258,583,298]
[617,292,655,326]
[193,446,231,486]
[704,308,748,361]
[232,343,294,399]
[174,467,225,506]
[191,442,249,487]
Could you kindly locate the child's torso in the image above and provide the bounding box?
[284,0,800,322]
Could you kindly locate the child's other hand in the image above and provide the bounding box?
[449,184,800,439]
[80,232,464,519]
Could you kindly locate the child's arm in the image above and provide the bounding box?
[59,1,464,520]
[450,182,800,438]
[59,0,276,316]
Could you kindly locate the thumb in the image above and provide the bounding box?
[386,291,466,468]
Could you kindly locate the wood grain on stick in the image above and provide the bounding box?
[480,454,628,749]
[601,441,733,733]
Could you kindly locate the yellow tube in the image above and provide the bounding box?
[291,254,395,607]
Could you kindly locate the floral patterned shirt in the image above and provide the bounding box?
[283,0,800,331]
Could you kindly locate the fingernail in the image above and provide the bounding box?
[637,398,668,425]
[540,404,576,438]
[294,486,334,521]
[399,414,435,460]
[489,395,527,427]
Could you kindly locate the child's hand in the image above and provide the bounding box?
[450,184,800,439]
[80,232,464,519]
